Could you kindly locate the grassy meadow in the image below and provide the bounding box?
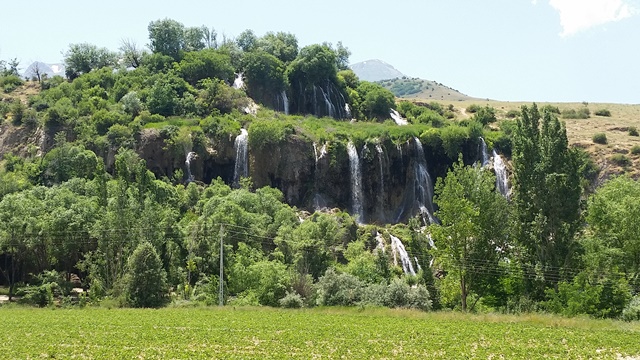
[1,306,639,359]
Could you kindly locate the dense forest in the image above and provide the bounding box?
[0,18,639,320]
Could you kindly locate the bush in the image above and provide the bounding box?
[466,104,481,113]
[123,242,169,308]
[592,133,607,144]
[248,120,294,150]
[562,107,590,119]
[631,145,640,155]
[0,74,24,93]
[595,109,611,117]
[279,291,304,308]
[472,106,497,125]
[407,285,432,311]
[505,109,521,118]
[628,127,639,137]
[315,268,364,306]
[610,154,631,167]
[440,125,468,159]
[622,296,640,321]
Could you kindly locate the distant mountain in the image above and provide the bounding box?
[350,59,476,101]
[22,62,66,80]
[349,59,405,82]
[377,77,477,101]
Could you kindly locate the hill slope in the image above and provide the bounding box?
[378,77,477,102]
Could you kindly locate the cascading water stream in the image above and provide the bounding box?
[375,232,386,253]
[281,90,289,115]
[233,73,244,89]
[390,109,408,126]
[479,137,490,167]
[493,150,509,198]
[390,234,416,276]
[413,137,436,223]
[375,143,386,220]
[347,141,364,223]
[312,142,329,210]
[232,129,249,187]
[185,151,197,183]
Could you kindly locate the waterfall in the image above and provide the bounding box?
[233,73,244,89]
[312,142,329,210]
[493,150,509,198]
[319,86,335,118]
[345,103,352,118]
[390,109,409,126]
[375,143,386,221]
[413,137,436,223]
[390,234,416,276]
[479,137,490,167]
[232,129,249,187]
[347,141,364,223]
[281,90,289,115]
[185,151,197,183]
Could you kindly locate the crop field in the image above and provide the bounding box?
[1,307,639,359]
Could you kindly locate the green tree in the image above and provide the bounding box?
[148,18,186,61]
[432,158,509,311]
[586,176,640,290]
[241,51,286,108]
[124,242,169,308]
[257,32,299,63]
[236,29,258,52]
[63,43,118,80]
[356,81,395,121]
[177,49,234,86]
[512,104,582,297]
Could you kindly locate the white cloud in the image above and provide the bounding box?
[548,0,636,37]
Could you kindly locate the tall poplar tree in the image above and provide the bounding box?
[512,104,582,297]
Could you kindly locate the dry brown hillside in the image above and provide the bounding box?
[437,100,640,181]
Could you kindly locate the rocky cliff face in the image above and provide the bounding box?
[134,128,474,224]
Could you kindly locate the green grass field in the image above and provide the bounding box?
[1,307,639,359]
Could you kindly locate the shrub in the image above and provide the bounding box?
[472,106,497,125]
[505,109,521,118]
[631,145,640,155]
[123,242,169,308]
[622,296,640,321]
[407,285,432,311]
[628,127,639,137]
[315,268,363,306]
[595,109,611,117]
[541,105,560,114]
[0,74,24,93]
[440,125,468,159]
[279,291,304,308]
[248,120,294,150]
[610,154,631,167]
[592,133,607,144]
[562,107,590,119]
[466,104,481,113]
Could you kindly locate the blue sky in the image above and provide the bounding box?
[1,0,638,103]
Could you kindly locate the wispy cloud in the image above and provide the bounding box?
[547,0,636,37]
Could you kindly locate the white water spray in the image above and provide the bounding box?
[390,109,408,126]
[479,137,490,167]
[413,137,436,223]
[233,129,249,187]
[233,73,244,89]
[281,90,289,115]
[493,150,509,198]
[390,234,416,276]
[185,151,197,183]
[347,141,364,223]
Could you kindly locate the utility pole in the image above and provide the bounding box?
[218,224,224,306]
